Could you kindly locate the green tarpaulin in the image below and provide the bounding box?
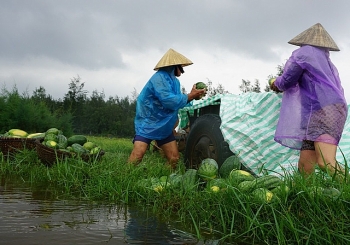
[179,92,350,176]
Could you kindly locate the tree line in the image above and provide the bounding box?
[0,64,283,138]
[0,76,136,138]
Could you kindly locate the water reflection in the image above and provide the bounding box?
[0,180,226,245]
[125,206,199,244]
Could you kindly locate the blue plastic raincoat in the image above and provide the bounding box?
[274,45,347,149]
[134,66,189,140]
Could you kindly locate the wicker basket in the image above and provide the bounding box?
[0,137,38,158]
[36,140,105,166]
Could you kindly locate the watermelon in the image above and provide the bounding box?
[181,169,199,191]
[271,185,290,196]
[159,175,168,183]
[44,133,58,142]
[254,175,283,190]
[27,132,45,139]
[8,129,28,138]
[195,82,207,99]
[45,140,58,149]
[156,176,171,190]
[238,180,256,193]
[83,141,96,150]
[136,177,159,189]
[196,82,207,89]
[136,178,168,193]
[90,147,101,155]
[57,134,68,149]
[219,155,241,178]
[322,187,341,200]
[229,170,255,185]
[46,128,61,135]
[210,186,220,192]
[168,173,182,188]
[71,143,88,154]
[206,178,228,190]
[252,188,275,204]
[197,158,219,181]
[67,135,88,146]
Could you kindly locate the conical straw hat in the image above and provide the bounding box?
[288,23,340,51]
[154,48,193,70]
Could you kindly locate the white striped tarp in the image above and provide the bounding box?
[220,92,350,176]
[179,92,350,176]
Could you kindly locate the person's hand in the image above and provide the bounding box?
[269,78,282,93]
[187,85,206,102]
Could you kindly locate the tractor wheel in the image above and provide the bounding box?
[184,114,234,170]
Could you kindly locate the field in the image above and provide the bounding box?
[1,136,350,245]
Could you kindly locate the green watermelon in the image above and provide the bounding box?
[45,140,58,149]
[137,177,159,189]
[168,173,182,188]
[57,134,68,149]
[254,175,283,190]
[181,169,199,191]
[252,188,275,204]
[209,186,220,192]
[197,158,219,181]
[27,132,45,139]
[196,82,207,89]
[219,155,241,178]
[322,187,341,200]
[206,178,228,189]
[229,170,255,185]
[271,185,290,196]
[195,82,208,99]
[238,180,256,193]
[44,133,58,142]
[83,141,96,151]
[45,128,61,135]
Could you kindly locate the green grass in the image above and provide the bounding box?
[1,136,350,245]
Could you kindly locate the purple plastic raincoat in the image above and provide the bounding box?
[134,66,188,140]
[274,45,347,150]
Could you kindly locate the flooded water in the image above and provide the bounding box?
[0,180,231,245]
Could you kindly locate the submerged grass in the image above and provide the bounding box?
[1,136,350,244]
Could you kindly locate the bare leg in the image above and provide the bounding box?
[160,140,180,169]
[128,141,149,165]
[314,141,345,176]
[298,150,317,175]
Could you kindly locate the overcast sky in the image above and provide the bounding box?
[1,1,350,101]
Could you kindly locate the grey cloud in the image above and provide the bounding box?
[1,0,350,99]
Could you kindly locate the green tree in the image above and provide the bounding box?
[205,79,229,98]
[239,79,261,93]
[63,76,87,133]
[84,90,107,134]
[0,78,139,137]
[0,85,72,134]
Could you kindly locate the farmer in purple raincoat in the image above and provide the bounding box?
[269,23,348,176]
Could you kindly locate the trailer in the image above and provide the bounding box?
[178,92,350,176]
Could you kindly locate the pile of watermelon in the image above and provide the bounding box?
[136,155,342,204]
[41,128,102,156]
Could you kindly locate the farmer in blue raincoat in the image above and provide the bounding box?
[128,48,206,169]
